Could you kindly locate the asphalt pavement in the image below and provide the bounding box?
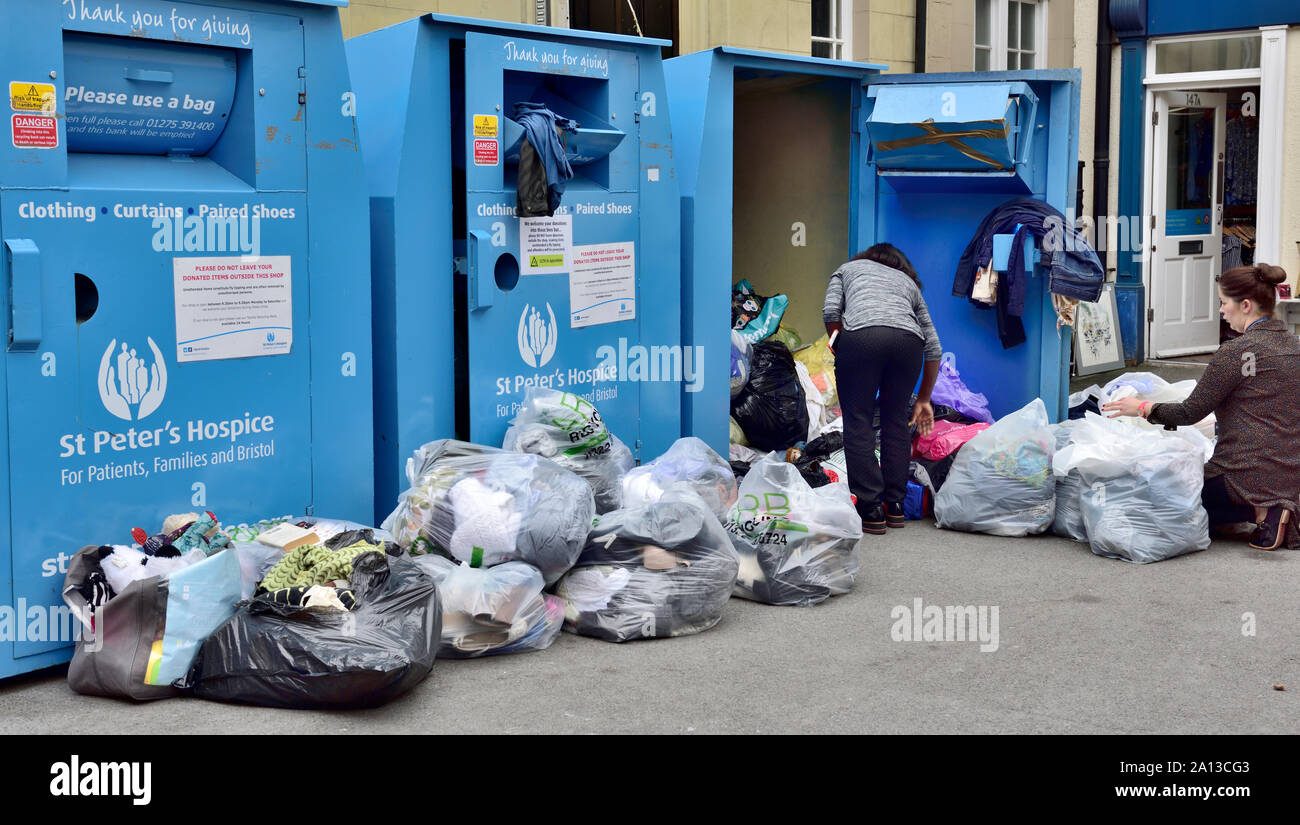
[2,521,1295,734]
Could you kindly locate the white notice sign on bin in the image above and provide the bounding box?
[174,256,293,363]
[569,242,635,328]
[520,215,572,275]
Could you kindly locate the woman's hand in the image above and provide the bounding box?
[910,399,935,437]
[1100,397,1144,418]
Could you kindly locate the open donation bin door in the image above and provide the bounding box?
[666,48,1080,456]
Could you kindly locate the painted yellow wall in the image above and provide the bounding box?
[732,75,853,339]
[339,0,534,39]
[863,0,916,72]
[926,0,972,72]
[679,0,813,56]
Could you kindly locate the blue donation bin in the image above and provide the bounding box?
[0,0,372,678]
[666,48,1081,455]
[349,14,682,519]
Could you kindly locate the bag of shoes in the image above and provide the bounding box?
[725,453,862,606]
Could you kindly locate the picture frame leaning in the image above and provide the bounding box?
[1073,283,1125,376]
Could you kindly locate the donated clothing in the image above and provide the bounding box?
[553,493,739,642]
[953,198,1105,349]
[382,440,596,585]
[726,455,862,607]
[259,542,384,591]
[413,555,562,657]
[1148,318,1300,550]
[822,259,943,361]
[512,102,578,217]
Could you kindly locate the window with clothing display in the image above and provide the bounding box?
[1220,87,1260,340]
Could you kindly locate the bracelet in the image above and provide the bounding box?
[1139,401,1150,419]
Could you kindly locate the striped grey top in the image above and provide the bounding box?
[822,259,943,361]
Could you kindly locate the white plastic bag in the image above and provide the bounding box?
[1100,372,1216,441]
[411,555,563,657]
[1053,413,1210,563]
[503,387,634,513]
[793,361,827,442]
[725,453,862,606]
[934,398,1056,536]
[621,436,739,519]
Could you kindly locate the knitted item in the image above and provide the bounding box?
[259,542,383,591]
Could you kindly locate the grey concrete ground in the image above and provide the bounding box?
[1,522,1295,734]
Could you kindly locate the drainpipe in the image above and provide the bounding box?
[1092,0,1114,274]
[914,0,927,73]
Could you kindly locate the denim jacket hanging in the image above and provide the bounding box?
[953,197,1105,349]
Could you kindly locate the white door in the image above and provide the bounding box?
[1151,90,1226,357]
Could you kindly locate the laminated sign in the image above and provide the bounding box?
[9,82,56,113]
[11,113,57,148]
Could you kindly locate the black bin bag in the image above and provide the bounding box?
[183,551,441,709]
[730,341,809,452]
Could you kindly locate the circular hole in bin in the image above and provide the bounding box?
[74,273,98,325]
[494,253,520,292]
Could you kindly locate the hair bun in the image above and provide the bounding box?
[1255,264,1287,286]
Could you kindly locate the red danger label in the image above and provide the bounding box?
[473,138,498,166]
[12,113,57,148]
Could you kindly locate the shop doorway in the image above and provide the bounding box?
[1151,90,1224,357]
[1148,85,1260,356]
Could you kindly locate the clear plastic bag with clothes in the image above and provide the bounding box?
[1100,372,1217,442]
[552,488,739,642]
[381,439,596,585]
[724,453,863,607]
[411,555,563,657]
[621,436,739,520]
[502,386,634,513]
[1049,420,1088,542]
[1053,413,1210,563]
[934,398,1056,536]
